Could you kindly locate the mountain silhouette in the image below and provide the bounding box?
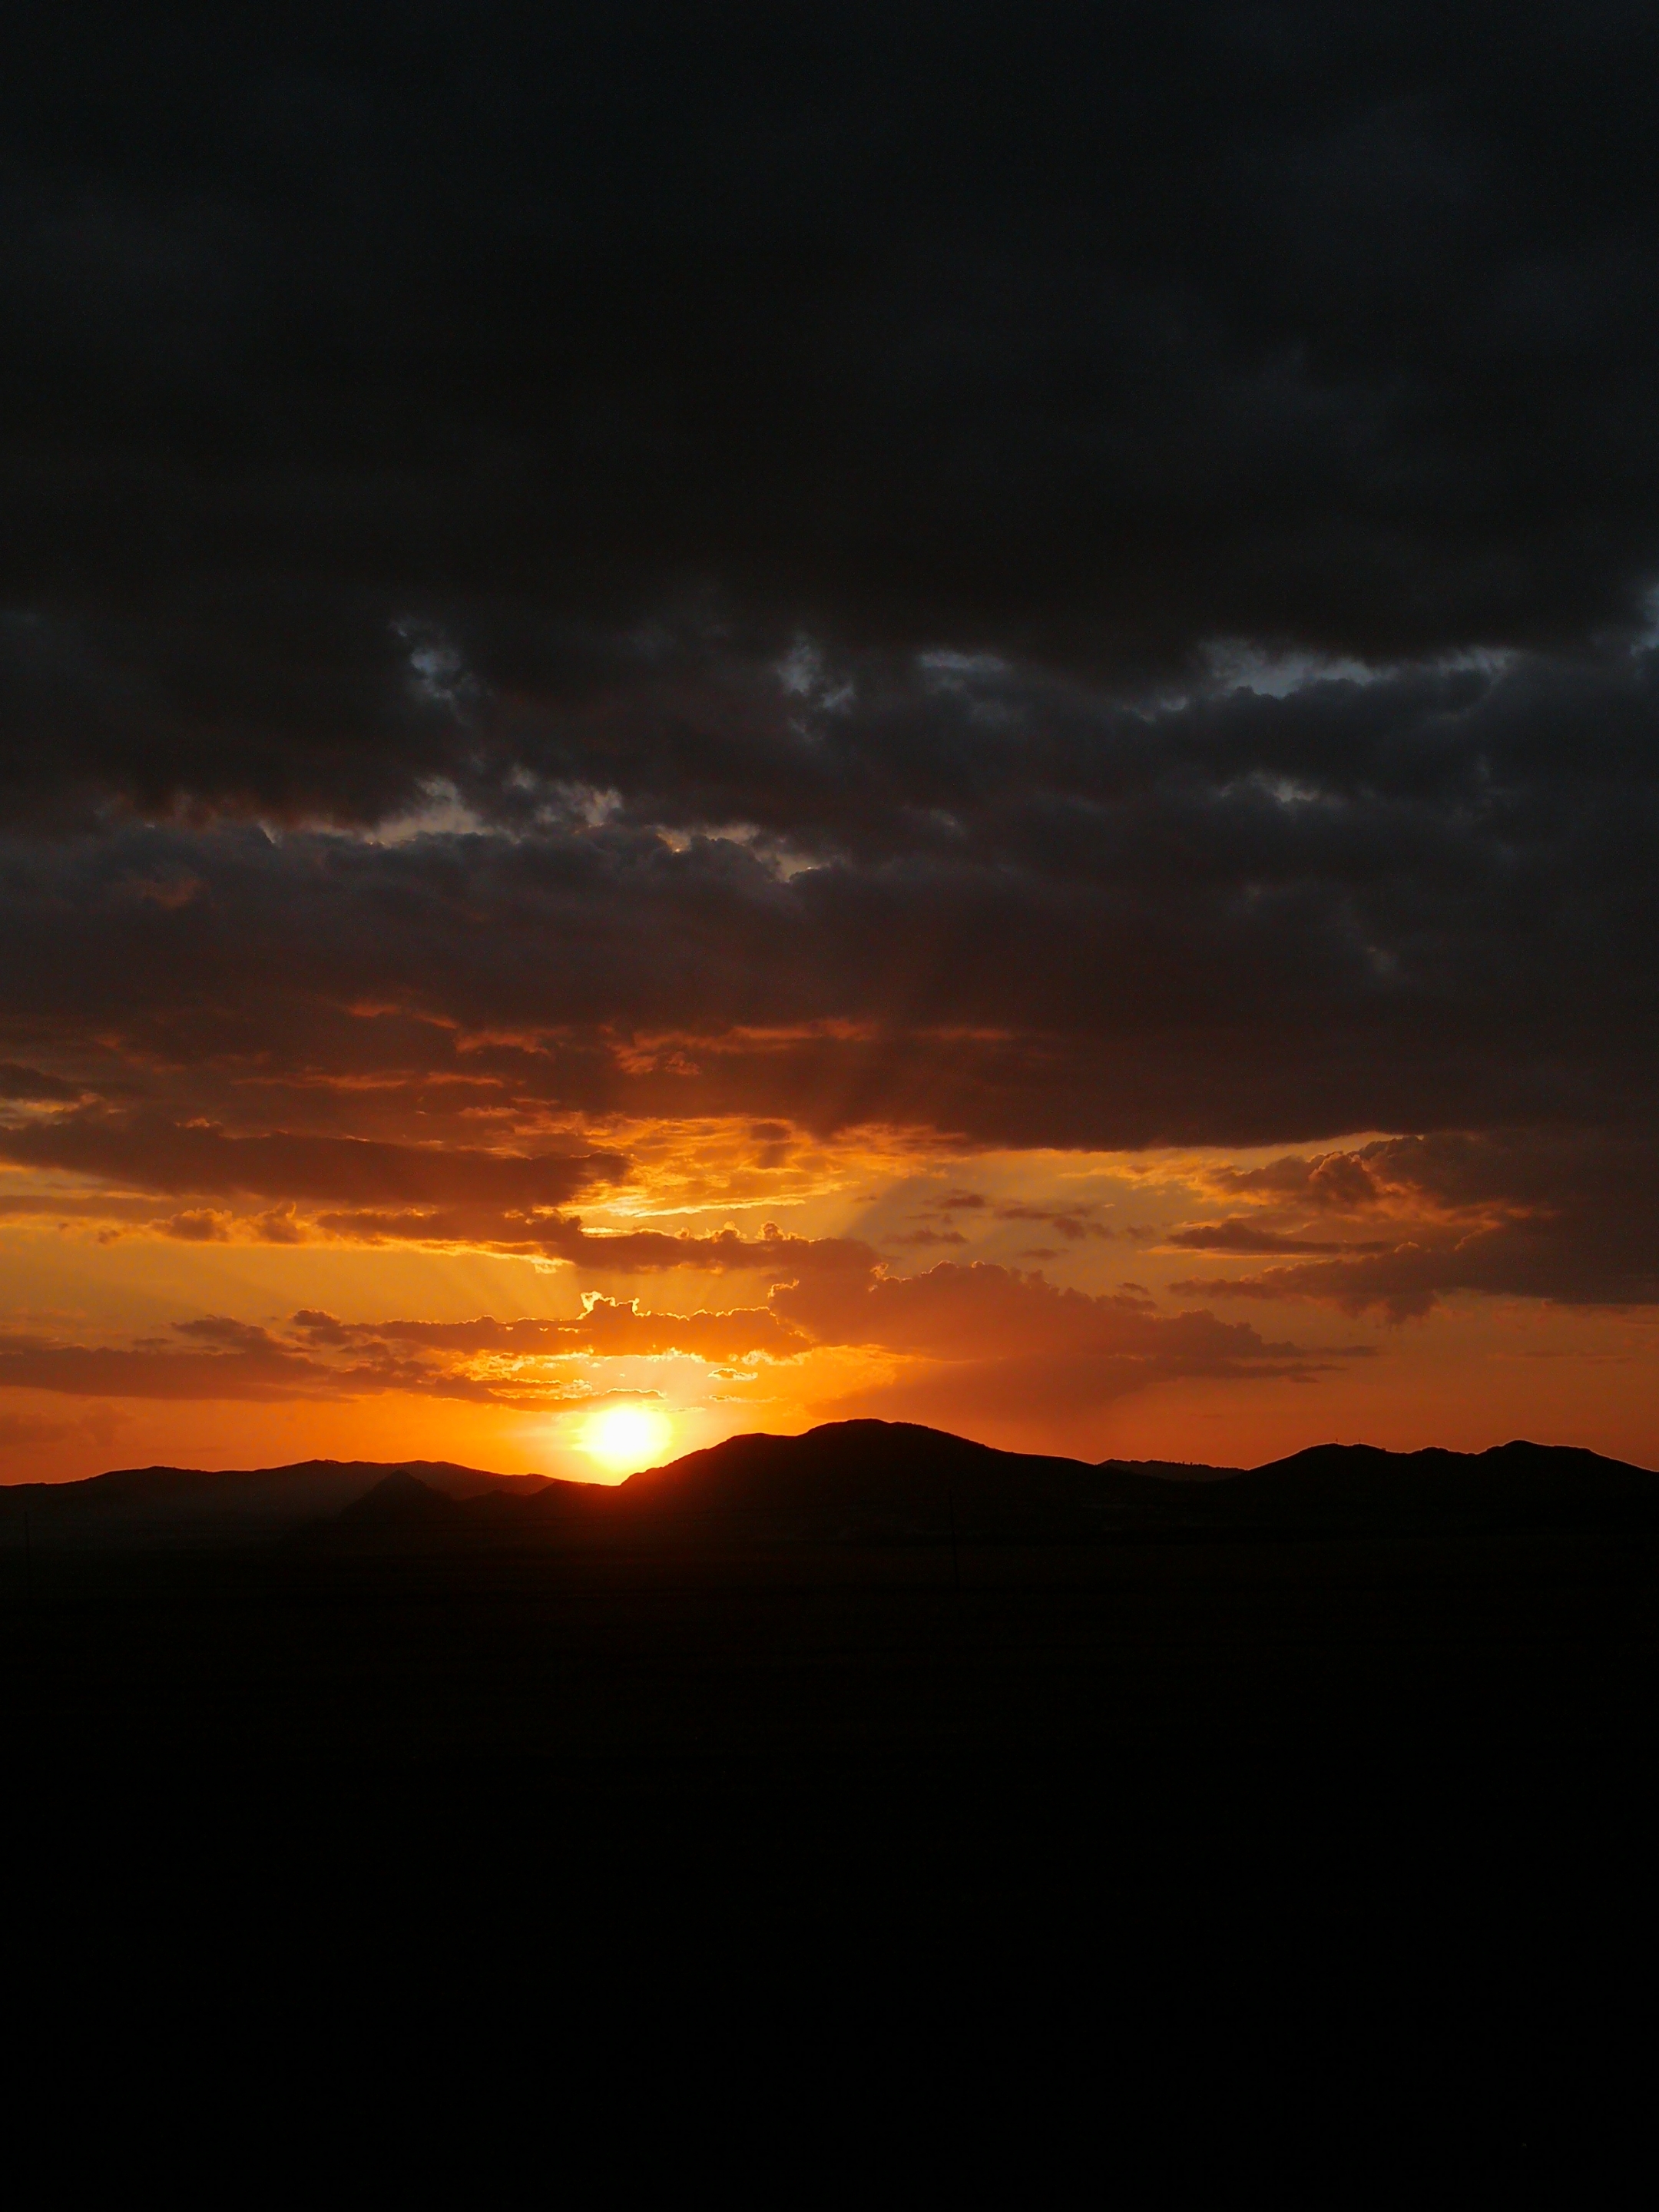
[4,1422,1654,1551]
[608,1421,1659,1542]
[0,1456,546,1549]
[614,1419,1137,1542]
[461,1419,1654,1548]
[333,1468,459,1522]
[1164,1437,1659,1532]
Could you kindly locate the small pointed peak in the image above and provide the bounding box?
[336,1468,452,1521]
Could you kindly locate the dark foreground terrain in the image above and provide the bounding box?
[6,1422,1658,2169]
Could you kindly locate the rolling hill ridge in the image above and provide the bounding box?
[5,1420,1656,1550]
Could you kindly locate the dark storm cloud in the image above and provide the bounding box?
[0,1097,874,1268]
[306,1210,878,1276]
[4,5,1659,1327]
[0,1064,78,1101]
[1172,1132,1659,1316]
[1164,1223,1375,1257]
[9,6,1659,823]
[2,633,1656,1154]
[0,1111,622,1210]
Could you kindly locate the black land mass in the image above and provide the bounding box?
[8,1412,1659,2134]
[611,1421,1659,1543]
[5,1419,1656,1551]
[9,1420,1658,1772]
[0,1455,547,1548]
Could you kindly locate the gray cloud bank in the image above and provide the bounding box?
[3,8,1658,1330]
[1173,1133,1659,1319]
[1,641,1654,1152]
[10,2,1659,826]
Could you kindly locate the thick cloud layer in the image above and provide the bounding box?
[0,1264,1348,1426]
[2,637,1655,1159]
[1171,1131,1659,1316]
[9,6,1659,823]
[5,6,1659,1409]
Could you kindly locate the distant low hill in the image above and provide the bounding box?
[0,1457,547,1549]
[5,1419,1654,1551]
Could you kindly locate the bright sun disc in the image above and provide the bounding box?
[581,1401,674,1475]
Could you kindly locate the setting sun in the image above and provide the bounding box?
[581,1401,674,1475]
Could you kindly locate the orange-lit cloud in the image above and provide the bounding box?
[3,1109,1659,1482]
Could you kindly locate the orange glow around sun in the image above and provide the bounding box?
[581,1401,674,1475]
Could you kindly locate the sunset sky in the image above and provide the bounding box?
[5,6,1659,1482]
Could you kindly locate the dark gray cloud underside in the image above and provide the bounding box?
[8,6,1659,820]
[2,5,1658,1326]
[2,629,1656,1152]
